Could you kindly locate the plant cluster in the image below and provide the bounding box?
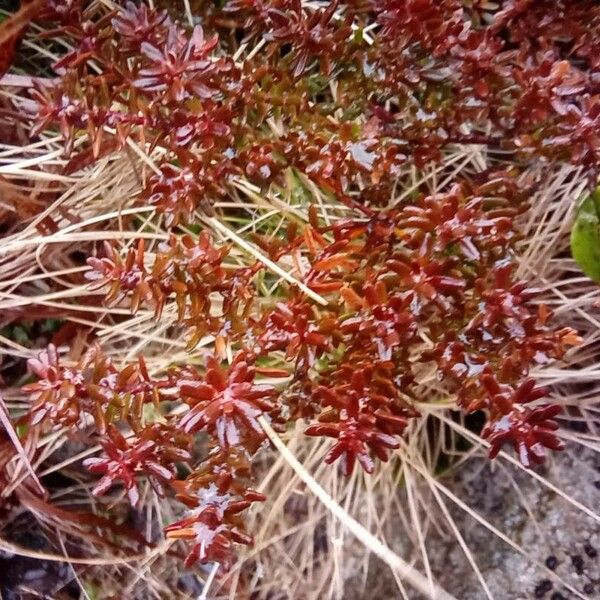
[2,0,596,573]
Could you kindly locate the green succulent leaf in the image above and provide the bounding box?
[571,187,600,282]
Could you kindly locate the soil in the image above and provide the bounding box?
[0,513,80,600]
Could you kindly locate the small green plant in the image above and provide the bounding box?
[571,187,600,282]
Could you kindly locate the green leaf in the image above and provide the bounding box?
[142,402,165,425]
[12,325,29,345]
[571,187,600,282]
[286,169,311,205]
[83,583,100,600]
[306,74,328,95]
[41,318,63,334]
[16,423,29,438]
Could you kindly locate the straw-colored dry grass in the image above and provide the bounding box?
[0,120,598,599]
[1,3,600,598]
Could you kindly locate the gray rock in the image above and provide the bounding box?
[347,448,600,599]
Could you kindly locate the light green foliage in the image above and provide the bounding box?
[571,187,600,282]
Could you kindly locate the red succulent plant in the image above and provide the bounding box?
[7,0,593,572]
[165,462,265,566]
[178,352,278,451]
[84,424,192,506]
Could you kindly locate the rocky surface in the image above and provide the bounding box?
[427,448,600,599]
[346,446,600,599]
